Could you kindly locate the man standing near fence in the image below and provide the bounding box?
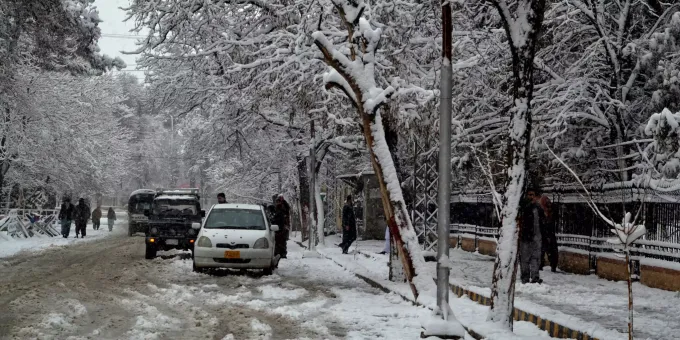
[74,198,90,238]
[520,188,545,284]
[538,190,558,272]
[58,198,75,238]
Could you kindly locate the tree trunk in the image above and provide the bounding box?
[487,0,546,328]
[314,171,325,246]
[296,155,310,241]
[626,251,634,340]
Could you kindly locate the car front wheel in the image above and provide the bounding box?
[193,261,204,273]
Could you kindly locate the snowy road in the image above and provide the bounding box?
[0,234,426,339]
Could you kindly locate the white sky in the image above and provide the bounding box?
[94,0,146,81]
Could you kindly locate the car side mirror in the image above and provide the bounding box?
[270,225,280,232]
[200,210,206,218]
[191,222,201,230]
[143,209,150,217]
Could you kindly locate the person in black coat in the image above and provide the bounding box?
[273,195,290,258]
[519,190,545,284]
[339,195,357,254]
[58,198,75,238]
[74,198,90,238]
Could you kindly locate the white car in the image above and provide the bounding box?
[192,203,280,275]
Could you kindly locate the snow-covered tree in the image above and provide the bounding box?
[483,0,547,329]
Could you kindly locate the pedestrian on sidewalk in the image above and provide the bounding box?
[107,207,116,232]
[519,188,545,284]
[340,195,357,254]
[273,195,290,259]
[91,205,102,231]
[58,198,75,238]
[538,190,558,272]
[217,192,227,204]
[74,198,90,238]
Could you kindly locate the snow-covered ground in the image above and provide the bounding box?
[2,235,437,339]
[0,217,124,259]
[321,234,679,340]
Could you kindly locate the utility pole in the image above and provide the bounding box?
[437,1,453,315]
[308,117,316,250]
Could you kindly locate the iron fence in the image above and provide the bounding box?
[450,186,680,264]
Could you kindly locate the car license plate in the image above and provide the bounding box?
[166,239,178,245]
[225,250,240,259]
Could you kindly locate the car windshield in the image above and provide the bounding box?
[204,208,266,230]
[152,199,197,216]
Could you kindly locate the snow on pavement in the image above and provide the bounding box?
[0,218,123,259]
[326,234,679,340]
[2,236,431,339]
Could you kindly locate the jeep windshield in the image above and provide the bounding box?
[152,198,198,216]
[204,209,266,230]
[129,194,154,214]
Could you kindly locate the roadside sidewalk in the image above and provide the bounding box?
[298,235,567,340]
[315,234,636,340]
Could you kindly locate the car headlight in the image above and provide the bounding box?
[196,236,212,248]
[187,228,196,236]
[253,237,269,249]
[149,227,158,235]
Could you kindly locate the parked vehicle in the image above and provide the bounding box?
[127,189,155,236]
[192,203,280,275]
[145,188,204,259]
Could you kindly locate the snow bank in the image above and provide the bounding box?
[0,218,123,258]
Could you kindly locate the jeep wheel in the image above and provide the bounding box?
[145,244,157,259]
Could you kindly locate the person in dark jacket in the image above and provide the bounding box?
[273,195,290,258]
[520,189,545,284]
[107,207,116,232]
[91,205,102,231]
[58,198,75,238]
[74,198,90,238]
[339,195,357,254]
[538,191,558,272]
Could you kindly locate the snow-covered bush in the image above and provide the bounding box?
[645,108,680,178]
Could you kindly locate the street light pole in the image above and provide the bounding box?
[437,2,453,315]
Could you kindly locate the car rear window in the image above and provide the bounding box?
[204,209,266,230]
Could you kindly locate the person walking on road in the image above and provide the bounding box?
[74,198,90,238]
[91,205,102,231]
[58,198,75,238]
[520,188,545,284]
[538,190,558,272]
[273,195,291,259]
[107,207,116,232]
[339,195,357,254]
[217,193,227,204]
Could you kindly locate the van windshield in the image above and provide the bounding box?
[205,209,266,230]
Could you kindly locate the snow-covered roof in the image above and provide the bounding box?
[212,203,262,211]
[129,189,155,198]
[155,195,198,201]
